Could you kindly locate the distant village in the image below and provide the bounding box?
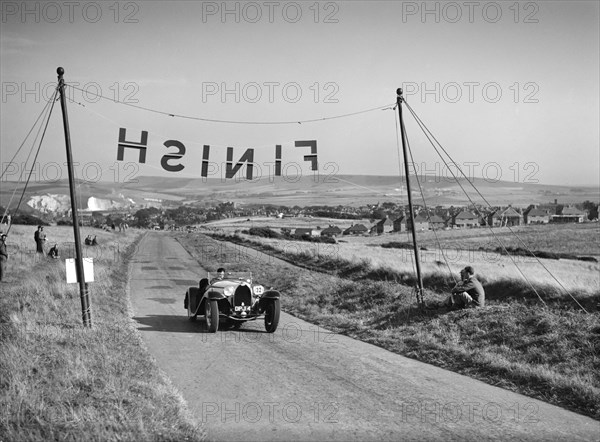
[88,199,597,234]
[2,198,597,235]
[272,199,595,238]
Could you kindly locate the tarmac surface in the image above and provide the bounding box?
[129,232,599,441]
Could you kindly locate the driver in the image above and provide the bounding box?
[211,267,226,283]
[185,268,227,310]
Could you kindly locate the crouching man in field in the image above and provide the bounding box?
[447,266,485,309]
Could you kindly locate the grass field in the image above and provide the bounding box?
[175,230,600,420]
[205,216,600,256]
[382,222,600,257]
[200,218,600,306]
[0,225,204,441]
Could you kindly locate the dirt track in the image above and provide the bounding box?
[129,232,599,441]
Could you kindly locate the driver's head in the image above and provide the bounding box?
[216,267,226,279]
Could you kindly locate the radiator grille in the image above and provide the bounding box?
[234,286,252,307]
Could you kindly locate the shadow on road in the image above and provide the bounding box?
[133,314,270,334]
[133,314,203,333]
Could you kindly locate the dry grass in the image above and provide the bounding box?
[0,225,204,441]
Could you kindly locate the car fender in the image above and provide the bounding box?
[197,291,227,316]
[206,290,227,301]
[256,290,281,312]
[261,289,281,300]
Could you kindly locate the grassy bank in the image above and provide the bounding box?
[0,226,204,441]
[177,232,600,420]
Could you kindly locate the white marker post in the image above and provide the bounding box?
[57,67,92,327]
[66,258,94,284]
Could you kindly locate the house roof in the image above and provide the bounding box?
[344,224,368,233]
[455,211,478,220]
[412,215,430,223]
[499,207,522,218]
[321,226,342,234]
[562,207,586,216]
[527,208,549,217]
[376,217,394,226]
[428,215,445,223]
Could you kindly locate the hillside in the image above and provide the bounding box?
[1,174,598,213]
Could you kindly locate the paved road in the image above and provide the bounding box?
[129,232,599,441]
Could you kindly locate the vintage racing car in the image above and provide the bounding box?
[184,271,281,333]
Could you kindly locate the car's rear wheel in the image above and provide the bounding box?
[264,299,280,333]
[205,299,219,333]
[187,291,196,322]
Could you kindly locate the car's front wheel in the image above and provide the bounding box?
[264,299,280,333]
[205,299,219,333]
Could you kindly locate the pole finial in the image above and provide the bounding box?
[396,88,403,97]
[57,67,64,77]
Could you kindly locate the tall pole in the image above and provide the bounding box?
[397,88,424,306]
[57,67,92,327]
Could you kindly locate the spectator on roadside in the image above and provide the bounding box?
[0,234,8,281]
[48,244,59,259]
[84,235,92,246]
[91,235,98,246]
[34,226,46,254]
[447,266,485,309]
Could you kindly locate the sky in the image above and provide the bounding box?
[1,0,599,188]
